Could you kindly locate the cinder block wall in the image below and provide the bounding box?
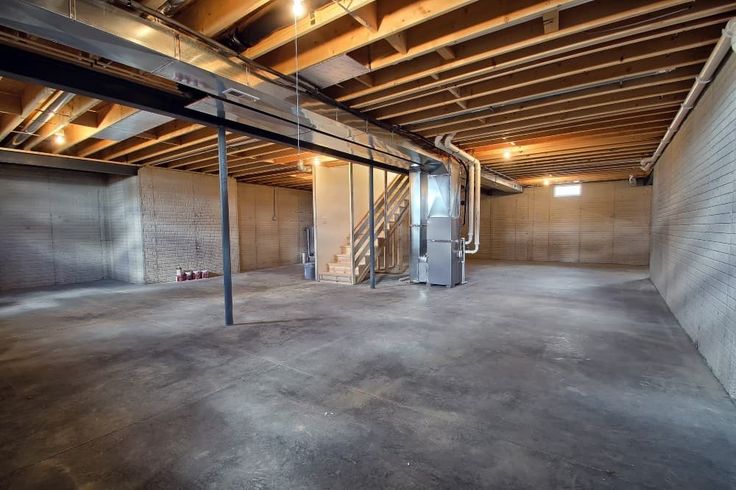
[139,167,240,283]
[0,164,108,290]
[0,164,313,290]
[476,181,651,265]
[104,175,145,284]
[650,54,736,398]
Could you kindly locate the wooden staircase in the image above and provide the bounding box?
[319,175,410,284]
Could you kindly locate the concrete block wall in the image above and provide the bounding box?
[476,181,651,265]
[650,54,736,398]
[237,183,313,271]
[139,167,240,283]
[0,164,108,290]
[103,175,144,284]
[1,164,313,290]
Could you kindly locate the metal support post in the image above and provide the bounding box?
[218,127,234,325]
[369,164,376,289]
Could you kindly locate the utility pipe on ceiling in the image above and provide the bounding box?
[157,0,195,16]
[11,91,76,147]
[640,18,736,173]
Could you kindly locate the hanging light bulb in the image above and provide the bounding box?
[503,149,512,160]
[292,0,306,18]
[53,130,66,145]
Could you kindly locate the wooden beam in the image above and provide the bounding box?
[174,0,271,37]
[334,0,723,106]
[457,98,684,139]
[55,104,138,154]
[75,139,120,158]
[0,91,21,115]
[244,0,376,59]
[95,121,202,161]
[366,0,591,71]
[543,9,560,33]
[436,46,456,60]
[415,72,697,136]
[0,85,53,142]
[354,74,374,88]
[372,25,719,120]
[255,0,479,74]
[351,2,380,32]
[385,31,408,54]
[352,13,729,113]
[383,45,713,126]
[463,115,674,148]
[473,131,668,156]
[24,97,100,151]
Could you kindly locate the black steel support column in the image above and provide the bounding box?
[369,165,376,289]
[218,127,234,325]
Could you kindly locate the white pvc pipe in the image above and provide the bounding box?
[641,18,735,172]
[435,134,480,246]
[439,134,482,254]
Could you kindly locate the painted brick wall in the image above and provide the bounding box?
[139,167,240,283]
[650,54,736,398]
[0,164,107,290]
[476,181,651,265]
[238,183,313,271]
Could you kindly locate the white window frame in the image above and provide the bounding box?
[553,184,581,197]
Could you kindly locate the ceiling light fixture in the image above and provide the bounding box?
[543,179,550,186]
[292,0,306,18]
[53,130,65,145]
[503,149,512,160]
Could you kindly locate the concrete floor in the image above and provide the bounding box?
[1,261,735,489]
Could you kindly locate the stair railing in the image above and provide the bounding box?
[351,175,410,284]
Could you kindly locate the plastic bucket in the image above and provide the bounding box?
[303,261,315,281]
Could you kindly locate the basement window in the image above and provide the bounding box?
[553,184,581,197]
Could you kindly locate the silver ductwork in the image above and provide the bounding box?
[0,0,444,173]
[0,0,516,289]
[11,91,76,146]
[409,159,465,287]
[156,0,195,16]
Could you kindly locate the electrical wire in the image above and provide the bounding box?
[293,3,301,163]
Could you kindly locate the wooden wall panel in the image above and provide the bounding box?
[478,181,651,265]
[515,191,531,261]
[580,181,614,263]
[238,183,313,272]
[531,187,551,261]
[549,190,580,263]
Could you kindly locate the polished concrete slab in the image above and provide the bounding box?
[1,261,735,489]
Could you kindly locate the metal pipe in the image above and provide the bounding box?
[11,91,75,146]
[218,126,234,326]
[641,17,736,172]
[369,164,376,289]
[157,0,195,16]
